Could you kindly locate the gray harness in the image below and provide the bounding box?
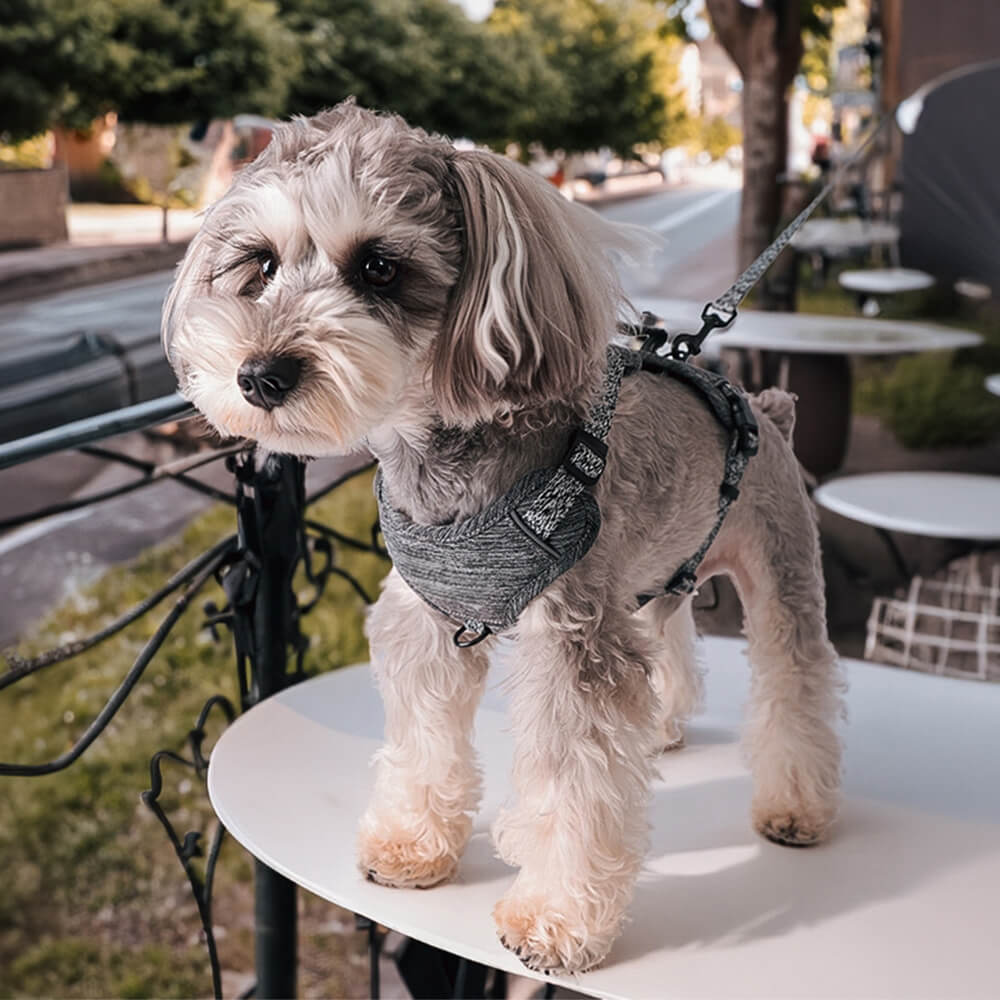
[375,343,759,646]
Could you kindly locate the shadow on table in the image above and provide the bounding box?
[615,773,998,962]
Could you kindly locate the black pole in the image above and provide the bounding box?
[232,451,307,998]
[254,859,298,1000]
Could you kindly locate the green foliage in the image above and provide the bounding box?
[0,0,120,140]
[488,0,686,155]
[109,0,300,124]
[701,115,740,160]
[2,0,687,154]
[855,354,1000,449]
[0,0,297,138]
[0,133,51,169]
[0,468,388,998]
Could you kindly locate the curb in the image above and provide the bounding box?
[0,240,189,305]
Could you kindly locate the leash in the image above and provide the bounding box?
[637,113,893,362]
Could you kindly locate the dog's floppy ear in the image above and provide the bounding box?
[433,150,638,424]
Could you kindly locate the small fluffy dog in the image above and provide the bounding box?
[164,102,844,976]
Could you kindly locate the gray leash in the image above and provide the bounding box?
[659,113,893,362]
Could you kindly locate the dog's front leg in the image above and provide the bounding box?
[359,569,489,888]
[493,599,658,974]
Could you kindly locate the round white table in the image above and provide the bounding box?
[838,269,936,318]
[838,269,936,295]
[789,218,900,254]
[986,374,1000,397]
[636,299,982,477]
[209,636,1000,1000]
[813,472,1000,540]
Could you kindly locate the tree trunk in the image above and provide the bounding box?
[705,0,803,305]
[739,71,787,273]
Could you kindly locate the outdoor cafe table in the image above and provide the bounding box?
[789,218,900,256]
[837,268,935,315]
[208,635,1000,1000]
[637,298,982,478]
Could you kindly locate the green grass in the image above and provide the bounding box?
[0,467,391,998]
[794,264,1000,449]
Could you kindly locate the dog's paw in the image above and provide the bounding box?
[358,829,458,889]
[752,807,831,847]
[493,894,612,976]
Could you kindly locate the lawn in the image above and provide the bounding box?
[0,465,391,999]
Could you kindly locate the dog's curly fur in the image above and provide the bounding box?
[164,101,845,976]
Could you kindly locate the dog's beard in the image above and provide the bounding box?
[172,295,409,456]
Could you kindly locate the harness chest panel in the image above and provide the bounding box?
[375,344,758,644]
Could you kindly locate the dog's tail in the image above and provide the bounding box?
[754,387,796,442]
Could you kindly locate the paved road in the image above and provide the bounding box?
[0,183,739,645]
[595,184,740,303]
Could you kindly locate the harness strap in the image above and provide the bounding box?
[515,347,629,541]
[635,355,759,606]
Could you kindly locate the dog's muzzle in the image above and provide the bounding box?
[237,355,301,410]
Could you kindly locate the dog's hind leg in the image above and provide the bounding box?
[492,593,658,974]
[639,595,703,751]
[723,483,845,847]
[358,569,490,888]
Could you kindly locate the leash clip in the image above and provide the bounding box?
[670,303,737,362]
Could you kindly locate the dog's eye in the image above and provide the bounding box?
[360,254,398,288]
[259,251,279,283]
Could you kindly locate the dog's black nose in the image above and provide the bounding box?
[237,356,301,410]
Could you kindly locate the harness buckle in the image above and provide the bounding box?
[562,428,608,487]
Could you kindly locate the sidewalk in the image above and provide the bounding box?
[0,204,200,304]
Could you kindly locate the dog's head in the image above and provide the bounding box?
[163,101,640,456]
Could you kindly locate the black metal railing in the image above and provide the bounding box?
[0,394,386,999]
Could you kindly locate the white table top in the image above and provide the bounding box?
[790,218,900,252]
[986,374,1000,397]
[814,472,1000,539]
[636,297,982,356]
[838,268,936,294]
[209,636,1000,1000]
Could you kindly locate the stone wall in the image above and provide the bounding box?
[0,166,69,248]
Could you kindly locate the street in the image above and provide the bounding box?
[0,181,739,645]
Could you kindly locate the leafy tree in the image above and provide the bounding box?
[281,0,536,147]
[0,0,119,141]
[701,115,741,160]
[696,0,845,294]
[487,0,686,156]
[109,0,299,124]
[0,0,296,141]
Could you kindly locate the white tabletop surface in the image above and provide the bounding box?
[814,472,1000,539]
[790,218,900,252]
[636,297,982,356]
[209,636,1000,1000]
[986,374,1000,397]
[838,268,936,294]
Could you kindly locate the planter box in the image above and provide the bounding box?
[0,166,69,249]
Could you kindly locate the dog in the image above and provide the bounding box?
[163,101,844,976]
